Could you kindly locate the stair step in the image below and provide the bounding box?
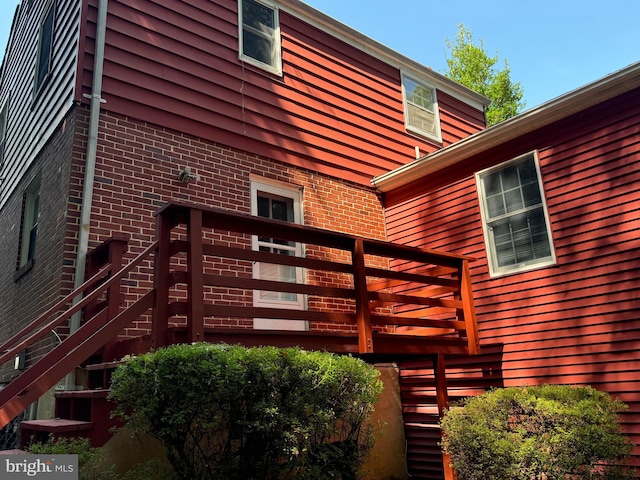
[55,389,110,399]
[20,420,94,449]
[84,360,124,371]
[84,361,125,389]
[21,419,93,434]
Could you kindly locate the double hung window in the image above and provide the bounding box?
[35,3,55,92]
[477,153,555,276]
[18,173,41,271]
[402,73,442,142]
[0,100,8,168]
[239,0,282,75]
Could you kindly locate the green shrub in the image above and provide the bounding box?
[27,436,118,480]
[441,385,634,480]
[27,436,175,480]
[109,343,383,480]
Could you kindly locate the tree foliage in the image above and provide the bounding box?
[109,343,383,480]
[441,385,634,480]
[444,24,525,126]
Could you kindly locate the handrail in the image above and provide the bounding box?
[0,264,113,360]
[0,241,158,367]
[152,202,480,355]
[0,241,159,430]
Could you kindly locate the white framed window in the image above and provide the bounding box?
[0,99,8,168]
[239,0,282,75]
[35,2,55,92]
[250,179,307,330]
[402,73,442,142]
[476,152,556,277]
[19,173,41,269]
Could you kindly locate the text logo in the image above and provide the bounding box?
[1,455,78,479]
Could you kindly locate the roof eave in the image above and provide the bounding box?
[278,0,490,111]
[372,61,640,193]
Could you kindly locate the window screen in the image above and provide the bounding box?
[402,74,441,141]
[479,154,555,275]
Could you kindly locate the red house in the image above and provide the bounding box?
[0,0,485,478]
[374,61,640,475]
[0,0,637,477]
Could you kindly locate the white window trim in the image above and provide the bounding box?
[476,151,556,278]
[401,71,442,143]
[250,179,307,330]
[238,0,283,76]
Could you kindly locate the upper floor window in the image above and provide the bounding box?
[239,0,282,75]
[402,73,442,142]
[476,152,556,277]
[35,3,55,92]
[18,173,41,271]
[0,100,8,168]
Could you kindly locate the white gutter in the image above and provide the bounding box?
[372,61,640,192]
[65,0,108,387]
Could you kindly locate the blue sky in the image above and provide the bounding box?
[1,0,638,108]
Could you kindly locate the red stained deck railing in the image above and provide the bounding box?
[0,201,479,430]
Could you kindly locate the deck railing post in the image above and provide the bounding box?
[187,207,205,343]
[459,259,480,355]
[352,238,373,353]
[151,212,171,349]
[106,238,127,320]
[103,237,127,359]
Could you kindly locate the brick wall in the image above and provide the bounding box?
[86,108,388,337]
[0,109,78,383]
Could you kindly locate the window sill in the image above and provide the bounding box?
[14,258,35,281]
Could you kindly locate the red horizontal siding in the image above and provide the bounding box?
[78,0,484,186]
[387,88,640,470]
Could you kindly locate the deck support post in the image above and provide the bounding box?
[434,353,456,480]
[151,212,171,349]
[187,207,204,343]
[352,238,373,353]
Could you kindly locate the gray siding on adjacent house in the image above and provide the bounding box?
[0,0,81,209]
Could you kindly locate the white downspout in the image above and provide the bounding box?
[65,0,108,388]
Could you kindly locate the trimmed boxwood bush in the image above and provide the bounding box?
[109,343,383,480]
[441,385,634,480]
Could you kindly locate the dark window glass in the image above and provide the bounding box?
[242,0,276,68]
[36,6,54,89]
[482,156,553,271]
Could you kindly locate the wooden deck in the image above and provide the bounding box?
[0,201,480,431]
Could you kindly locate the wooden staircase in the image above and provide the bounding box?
[0,201,481,461]
[398,345,505,479]
[19,360,123,448]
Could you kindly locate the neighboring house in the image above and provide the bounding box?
[0,0,485,478]
[374,61,640,474]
